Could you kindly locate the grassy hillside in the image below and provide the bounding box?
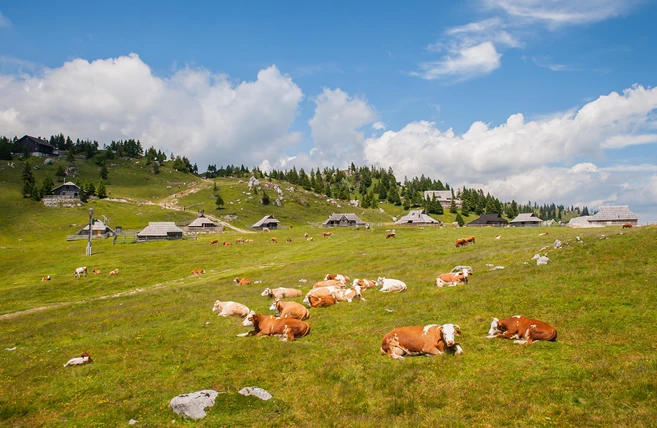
[1,158,656,426]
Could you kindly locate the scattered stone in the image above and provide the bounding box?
[452,265,474,274]
[531,254,540,260]
[169,390,219,420]
[385,309,395,313]
[485,263,494,267]
[523,262,528,265]
[273,198,282,207]
[298,279,307,283]
[490,266,505,271]
[539,246,549,252]
[44,158,54,165]
[5,347,16,351]
[238,387,272,401]
[537,256,550,266]
[576,236,581,241]
[129,419,138,425]
[554,239,562,249]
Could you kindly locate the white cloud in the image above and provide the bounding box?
[483,0,639,26]
[0,54,304,167]
[364,85,657,216]
[372,121,386,131]
[0,11,11,28]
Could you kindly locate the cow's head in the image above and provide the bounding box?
[269,299,281,312]
[487,318,503,337]
[461,269,469,283]
[376,277,386,287]
[441,324,461,347]
[212,300,223,313]
[242,311,256,327]
[260,288,272,297]
[351,285,364,301]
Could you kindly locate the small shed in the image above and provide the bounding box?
[252,215,281,230]
[510,213,543,227]
[137,222,184,241]
[79,220,116,237]
[423,190,462,208]
[588,206,638,226]
[13,135,55,157]
[467,213,508,227]
[52,182,81,198]
[395,209,440,225]
[322,213,366,228]
[187,215,219,231]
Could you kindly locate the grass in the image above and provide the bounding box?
[1,158,656,426]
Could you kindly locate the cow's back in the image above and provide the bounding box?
[518,317,558,341]
[280,301,310,320]
[381,326,439,354]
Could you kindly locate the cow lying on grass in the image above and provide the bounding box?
[261,287,303,299]
[234,277,251,286]
[269,299,310,320]
[352,278,378,290]
[241,313,310,341]
[313,279,346,289]
[377,277,407,292]
[324,274,350,284]
[487,316,557,345]
[212,300,251,318]
[64,352,93,367]
[381,324,463,360]
[435,269,469,287]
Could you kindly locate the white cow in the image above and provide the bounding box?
[377,277,407,293]
[64,353,93,367]
[260,287,303,299]
[74,267,88,278]
[212,300,251,318]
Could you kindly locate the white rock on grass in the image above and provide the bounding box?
[169,390,219,420]
[128,419,138,425]
[554,239,562,249]
[238,387,272,401]
[490,266,505,271]
[537,256,550,266]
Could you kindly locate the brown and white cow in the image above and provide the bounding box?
[487,315,557,345]
[92,269,101,275]
[269,299,310,320]
[260,287,303,299]
[41,275,51,281]
[313,279,346,289]
[352,278,378,290]
[333,285,364,302]
[455,238,468,247]
[324,274,350,284]
[109,268,119,275]
[235,238,244,244]
[435,269,469,287]
[223,241,232,246]
[307,294,338,308]
[381,324,463,360]
[271,237,278,243]
[210,239,219,245]
[234,277,251,286]
[212,300,251,318]
[241,313,310,341]
[74,267,88,278]
[64,352,93,367]
[191,269,205,275]
[465,236,475,244]
[622,223,633,229]
[322,232,332,238]
[386,232,396,239]
[303,286,341,306]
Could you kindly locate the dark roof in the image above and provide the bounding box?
[51,181,81,192]
[467,213,508,225]
[252,215,281,228]
[322,213,366,226]
[17,135,54,148]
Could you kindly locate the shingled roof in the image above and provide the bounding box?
[80,220,115,234]
[395,209,439,224]
[252,215,280,228]
[322,213,366,226]
[590,206,638,222]
[467,213,508,226]
[510,213,542,224]
[188,216,217,228]
[137,222,184,237]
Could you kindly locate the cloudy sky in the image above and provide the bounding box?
[1,1,657,221]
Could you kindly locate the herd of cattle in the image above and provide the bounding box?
[211,267,558,359]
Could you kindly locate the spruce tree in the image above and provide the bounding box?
[56,165,66,182]
[215,194,224,209]
[455,212,465,227]
[100,163,108,180]
[41,176,54,196]
[97,180,107,199]
[21,161,36,198]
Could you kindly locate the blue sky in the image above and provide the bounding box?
[1,1,657,220]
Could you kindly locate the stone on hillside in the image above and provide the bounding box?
[169,390,219,420]
[531,254,540,260]
[537,256,550,266]
[554,239,562,249]
[274,198,282,207]
[238,387,272,401]
[128,419,138,425]
[490,266,505,271]
[44,158,54,165]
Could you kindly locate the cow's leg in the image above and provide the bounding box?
[513,327,532,344]
[453,344,464,355]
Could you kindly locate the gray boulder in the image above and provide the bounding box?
[531,254,540,260]
[537,256,550,266]
[169,390,219,420]
[238,386,272,401]
[554,239,562,249]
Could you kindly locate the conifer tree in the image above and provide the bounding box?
[21,161,36,198]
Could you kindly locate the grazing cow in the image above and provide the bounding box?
[210,239,219,245]
[352,278,377,290]
[191,269,205,275]
[92,269,101,275]
[241,313,310,341]
[377,277,407,293]
[303,286,342,306]
[271,237,278,243]
[270,299,310,320]
[74,267,88,278]
[455,238,468,247]
[245,239,254,243]
[109,269,119,276]
[322,232,333,238]
[234,277,251,286]
[64,352,93,367]
[42,275,51,281]
[261,287,303,299]
[381,324,463,360]
[622,223,633,229]
[313,279,346,289]
[539,232,549,236]
[386,232,396,239]
[262,227,270,233]
[495,235,501,240]
[236,238,244,244]
[304,233,309,238]
[487,316,557,345]
[324,274,350,284]
[286,238,292,243]
[465,236,475,244]
[212,300,251,318]
[223,241,232,246]
[333,285,364,302]
[435,269,469,287]
[307,294,338,308]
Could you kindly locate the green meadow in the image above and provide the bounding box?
[1,158,656,427]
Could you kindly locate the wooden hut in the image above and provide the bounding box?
[395,209,439,225]
[467,213,508,227]
[322,213,366,228]
[423,190,462,208]
[510,213,543,227]
[588,206,638,226]
[252,215,281,230]
[51,182,81,198]
[79,220,116,237]
[187,215,219,231]
[137,222,184,241]
[13,135,55,157]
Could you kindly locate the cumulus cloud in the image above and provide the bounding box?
[364,85,657,217]
[0,11,11,28]
[0,54,303,168]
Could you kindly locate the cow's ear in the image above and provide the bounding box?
[456,329,462,336]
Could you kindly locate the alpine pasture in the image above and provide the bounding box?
[1,158,656,427]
